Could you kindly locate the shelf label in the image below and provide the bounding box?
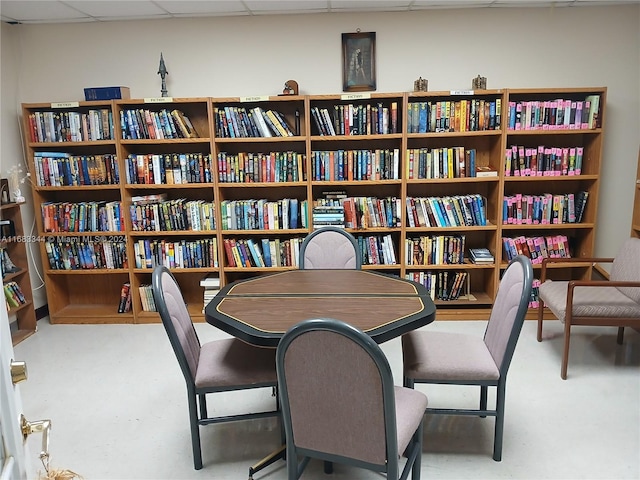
[144,97,174,103]
[51,102,79,109]
[450,90,474,96]
[341,93,371,101]
[240,95,269,102]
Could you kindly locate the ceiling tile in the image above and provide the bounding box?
[156,0,248,14]
[0,0,89,21]
[64,1,166,17]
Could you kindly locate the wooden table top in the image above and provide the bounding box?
[205,270,436,347]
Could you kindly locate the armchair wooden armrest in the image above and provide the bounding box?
[539,256,615,282]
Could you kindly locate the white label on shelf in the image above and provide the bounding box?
[240,96,269,102]
[341,93,371,101]
[450,90,474,96]
[144,97,174,103]
[51,102,79,108]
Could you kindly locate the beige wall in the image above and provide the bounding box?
[2,6,639,307]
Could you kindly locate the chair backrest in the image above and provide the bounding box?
[152,265,201,387]
[276,318,397,468]
[611,237,640,303]
[484,255,533,376]
[299,226,361,269]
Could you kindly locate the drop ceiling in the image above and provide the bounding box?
[1,0,638,25]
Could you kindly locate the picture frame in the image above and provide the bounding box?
[342,32,376,92]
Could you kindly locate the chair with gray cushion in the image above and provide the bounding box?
[276,318,427,480]
[537,237,640,379]
[152,266,279,470]
[299,226,361,269]
[402,255,533,462]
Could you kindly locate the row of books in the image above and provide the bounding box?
[120,108,198,140]
[4,281,27,309]
[41,201,124,233]
[200,274,220,313]
[507,96,600,131]
[406,147,489,180]
[356,234,397,265]
[312,205,344,229]
[502,235,571,263]
[223,237,304,268]
[406,271,469,302]
[138,284,157,312]
[130,197,215,232]
[311,102,398,136]
[117,282,132,313]
[528,279,541,309]
[406,194,487,228]
[339,196,401,229]
[405,235,466,266]
[124,153,213,185]
[33,152,120,186]
[407,99,502,134]
[27,109,115,143]
[503,191,589,225]
[45,239,127,270]
[217,151,305,183]
[220,198,306,231]
[133,238,218,269]
[214,106,295,138]
[505,145,584,177]
[310,148,400,181]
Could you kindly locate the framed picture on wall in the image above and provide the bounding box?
[342,31,376,92]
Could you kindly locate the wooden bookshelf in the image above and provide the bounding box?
[21,87,606,324]
[503,87,606,319]
[1,201,37,343]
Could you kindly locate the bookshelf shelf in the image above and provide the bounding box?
[2,201,37,344]
[21,87,606,323]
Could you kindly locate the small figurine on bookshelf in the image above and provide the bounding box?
[472,75,487,90]
[413,77,428,92]
[158,52,169,98]
[280,80,299,96]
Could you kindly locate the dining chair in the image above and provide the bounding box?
[402,255,533,461]
[276,318,427,480]
[152,266,279,470]
[537,237,640,379]
[299,226,361,269]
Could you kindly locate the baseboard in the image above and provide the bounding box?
[35,304,49,321]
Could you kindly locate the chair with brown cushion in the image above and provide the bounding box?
[276,318,427,480]
[537,237,640,379]
[299,226,361,269]
[402,255,533,462]
[152,266,279,470]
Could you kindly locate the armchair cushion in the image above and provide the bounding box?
[538,281,640,323]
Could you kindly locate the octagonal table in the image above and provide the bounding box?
[205,269,436,348]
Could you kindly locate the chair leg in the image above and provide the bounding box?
[561,321,572,380]
[493,383,506,462]
[199,393,208,419]
[188,392,203,470]
[480,386,488,418]
[412,423,424,480]
[537,299,545,342]
[617,327,625,345]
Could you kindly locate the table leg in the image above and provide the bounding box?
[248,445,286,480]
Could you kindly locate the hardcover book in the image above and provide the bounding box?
[84,86,130,101]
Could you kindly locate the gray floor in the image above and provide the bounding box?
[14,318,640,480]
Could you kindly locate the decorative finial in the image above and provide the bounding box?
[158,52,169,97]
